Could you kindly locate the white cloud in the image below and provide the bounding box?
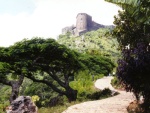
[0,0,120,47]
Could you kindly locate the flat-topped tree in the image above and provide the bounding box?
[5,38,82,102]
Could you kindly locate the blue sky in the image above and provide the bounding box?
[0,0,121,47]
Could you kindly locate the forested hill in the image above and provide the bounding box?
[57,28,120,63]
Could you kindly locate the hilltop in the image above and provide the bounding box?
[62,13,114,36]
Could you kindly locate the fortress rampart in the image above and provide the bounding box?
[62,13,112,36]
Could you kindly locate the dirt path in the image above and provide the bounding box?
[62,76,135,113]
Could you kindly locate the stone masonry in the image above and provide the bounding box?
[62,13,113,36]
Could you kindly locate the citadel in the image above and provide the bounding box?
[62,13,114,36]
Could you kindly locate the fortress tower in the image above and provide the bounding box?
[75,13,92,35]
[62,13,108,36]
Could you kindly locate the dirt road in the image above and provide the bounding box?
[62,76,135,113]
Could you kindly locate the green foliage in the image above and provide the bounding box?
[70,70,104,101]
[105,0,139,7]
[31,95,40,103]
[111,76,122,89]
[79,54,115,76]
[105,0,150,25]
[38,100,81,113]
[37,88,112,113]
[86,88,112,100]
[0,85,11,101]
[106,0,150,111]
[0,29,119,110]
[69,70,94,100]
[0,84,11,113]
[0,37,83,102]
[22,78,57,107]
[112,10,149,48]
[0,37,115,106]
[39,105,67,113]
[57,28,120,63]
[93,74,104,81]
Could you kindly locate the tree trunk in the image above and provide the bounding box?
[65,87,77,102]
[26,73,77,102]
[9,82,20,103]
[0,76,24,103]
[9,75,24,103]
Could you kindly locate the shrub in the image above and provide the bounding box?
[111,76,122,89]
[70,70,95,100]
[117,43,150,112]
[86,88,112,100]
[48,96,64,107]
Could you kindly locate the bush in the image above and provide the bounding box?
[86,88,112,100]
[111,76,123,89]
[23,81,57,107]
[117,43,150,108]
[93,74,104,81]
[70,70,95,100]
[0,85,11,113]
[48,96,64,107]
[70,71,106,101]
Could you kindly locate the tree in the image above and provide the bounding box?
[105,0,150,30]
[79,54,115,76]
[105,0,150,111]
[0,48,24,103]
[0,38,83,102]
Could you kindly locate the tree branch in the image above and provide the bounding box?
[0,76,12,86]
[18,74,24,85]
[25,73,66,95]
[47,68,66,88]
[32,62,66,88]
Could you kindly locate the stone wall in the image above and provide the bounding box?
[62,25,76,35]
[62,13,109,36]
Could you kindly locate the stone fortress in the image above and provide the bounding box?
[62,13,114,36]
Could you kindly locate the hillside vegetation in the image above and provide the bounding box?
[58,28,120,63]
[0,29,120,113]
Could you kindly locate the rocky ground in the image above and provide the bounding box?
[62,76,135,113]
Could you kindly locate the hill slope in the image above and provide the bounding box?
[57,28,120,63]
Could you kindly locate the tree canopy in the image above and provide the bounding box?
[105,0,150,25]
[79,54,115,76]
[0,38,83,102]
[0,37,116,104]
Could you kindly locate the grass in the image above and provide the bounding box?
[38,100,84,113]
[38,88,113,113]
[39,106,66,113]
[1,72,112,113]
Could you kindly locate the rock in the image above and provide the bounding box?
[6,96,38,113]
[127,100,144,113]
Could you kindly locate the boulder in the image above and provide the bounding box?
[6,96,38,113]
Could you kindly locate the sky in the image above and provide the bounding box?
[0,0,121,47]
